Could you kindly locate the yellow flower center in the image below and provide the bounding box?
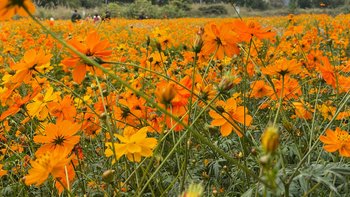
[337,132,349,142]
[36,153,51,167]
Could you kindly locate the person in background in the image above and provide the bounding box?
[138,12,146,20]
[103,10,111,21]
[49,17,55,26]
[93,14,101,23]
[71,10,82,23]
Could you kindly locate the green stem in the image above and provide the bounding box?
[202,45,219,83]
[302,182,321,197]
[180,51,198,191]
[273,76,285,126]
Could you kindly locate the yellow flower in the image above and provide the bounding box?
[105,127,157,163]
[0,0,36,20]
[26,86,60,120]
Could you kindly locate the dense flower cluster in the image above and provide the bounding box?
[1,1,350,195]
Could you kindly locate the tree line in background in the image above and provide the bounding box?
[33,0,347,9]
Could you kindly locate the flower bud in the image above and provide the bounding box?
[259,154,270,165]
[156,41,162,52]
[91,83,97,90]
[146,36,151,47]
[218,75,235,93]
[158,83,176,105]
[282,118,294,133]
[100,112,108,120]
[193,38,203,54]
[102,170,115,183]
[251,147,257,156]
[102,90,109,97]
[261,125,279,153]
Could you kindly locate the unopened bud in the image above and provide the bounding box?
[91,84,98,90]
[102,90,108,97]
[261,125,279,153]
[8,70,16,75]
[100,112,108,120]
[235,151,244,159]
[18,126,25,132]
[156,42,162,52]
[259,155,270,165]
[251,147,257,156]
[158,83,176,105]
[102,170,115,183]
[282,118,294,132]
[146,36,151,47]
[218,75,235,93]
[193,39,203,54]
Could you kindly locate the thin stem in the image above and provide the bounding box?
[180,51,198,191]
[273,76,285,126]
[303,182,321,197]
[202,45,219,83]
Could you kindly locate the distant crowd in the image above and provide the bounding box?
[71,9,111,23]
[70,10,147,23]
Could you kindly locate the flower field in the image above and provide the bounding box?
[1,1,350,196]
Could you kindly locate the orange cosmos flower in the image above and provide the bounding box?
[11,49,52,84]
[105,127,157,163]
[78,110,101,137]
[194,82,217,106]
[271,76,302,100]
[0,0,35,20]
[0,164,7,177]
[284,25,304,37]
[48,95,77,121]
[320,128,350,157]
[250,80,273,99]
[62,31,112,84]
[25,149,75,194]
[155,76,192,131]
[33,120,80,156]
[317,57,336,89]
[231,20,276,42]
[202,22,240,60]
[147,112,164,133]
[165,105,189,132]
[209,98,252,137]
[0,87,40,121]
[261,59,302,77]
[292,101,313,120]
